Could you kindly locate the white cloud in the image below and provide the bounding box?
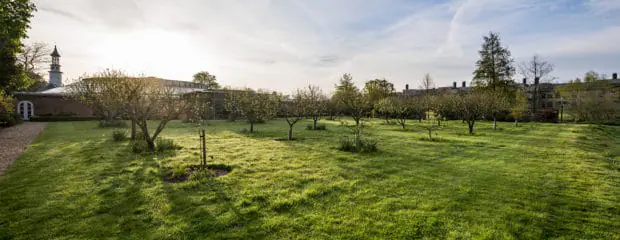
[28,0,620,93]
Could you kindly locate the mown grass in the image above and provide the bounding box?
[0,119,618,239]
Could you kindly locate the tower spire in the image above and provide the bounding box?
[49,45,63,88]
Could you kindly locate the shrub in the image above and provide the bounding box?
[339,137,378,153]
[338,137,356,152]
[131,140,149,153]
[98,119,127,128]
[306,124,327,130]
[156,138,179,152]
[112,129,127,141]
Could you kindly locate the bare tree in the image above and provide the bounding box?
[420,73,434,91]
[18,42,50,90]
[225,88,279,133]
[518,54,555,84]
[300,85,328,130]
[17,42,50,74]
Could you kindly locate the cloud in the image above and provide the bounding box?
[26,0,620,93]
[39,6,88,23]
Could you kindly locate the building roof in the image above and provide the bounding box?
[12,77,218,97]
[50,45,60,57]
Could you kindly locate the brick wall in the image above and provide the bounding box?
[14,95,94,117]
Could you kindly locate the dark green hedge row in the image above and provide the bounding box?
[29,116,101,122]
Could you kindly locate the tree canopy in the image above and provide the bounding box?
[472,32,516,96]
[0,0,37,93]
[192,71,220,89]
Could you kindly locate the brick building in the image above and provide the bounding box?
[12,46,229,121]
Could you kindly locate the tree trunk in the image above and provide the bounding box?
[468,121,475,135]
[130,119,137,140]
[250,122,254,133]
[437,119,441,127]
[313,119,318,130]
[146,138,156,153]
[419,117,422,123]
[493,117,497,130]
[428,128,432,140]
[288,126,294,140]
[514,119,518,127]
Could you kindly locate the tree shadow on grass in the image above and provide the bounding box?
[160,174,268,239]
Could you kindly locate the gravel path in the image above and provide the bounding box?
[0,122,47,175]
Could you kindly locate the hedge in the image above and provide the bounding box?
[29,116,101,122]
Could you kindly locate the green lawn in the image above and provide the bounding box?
[0,119,619,239]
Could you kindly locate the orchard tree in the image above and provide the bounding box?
[454,92,490,135]
[512,89,528,126]
[0,0,37,93]
[67,69,128,122]
[381,96,417,129]
[122,78,189,152]
[486,91,511,130]
[192,71,220,89]
[334,73,372,150]
[300,85,328,130]
[281,91,304,140]
[472,32,516,98]
[225,88,279,133]
[433,93,456,127]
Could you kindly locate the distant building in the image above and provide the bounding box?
[401,75,620,121]
[12,46,229,121]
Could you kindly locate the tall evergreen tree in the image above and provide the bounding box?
[0,0,37,93]
[472,32,515,96]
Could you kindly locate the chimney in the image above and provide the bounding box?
[405,84,409,90]
[613,73,618,80]
[462,81,466,88]
[453,81,457,88]
[522,78,527,85]
[534,77,540,85]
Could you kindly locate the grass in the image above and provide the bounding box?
[0,119,618,239]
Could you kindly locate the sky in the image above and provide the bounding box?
[27,0,620,94]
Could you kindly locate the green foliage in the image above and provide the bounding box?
[156,138,179,152]
[363,78,395,104]
[0,0,37,93]
[192,71,220,89]
[472,32,516,98]
[98,119,127,128]
[171,165,188,178]
[557,71,618,122]
[131,140,148,153]
[111,129,127,141]
[0,91,19,127]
